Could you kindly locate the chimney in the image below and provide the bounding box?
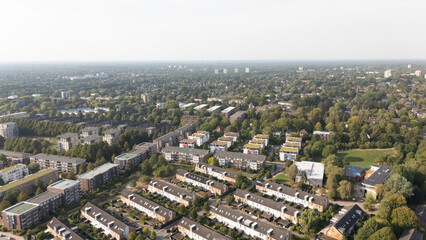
[277,187,282,192]
[128,194,134,200]
[252,222,257,229]
[237,216,243,222]
[95,213,101,219]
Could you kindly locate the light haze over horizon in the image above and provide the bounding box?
[1,0,425,62]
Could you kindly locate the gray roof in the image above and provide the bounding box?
[149,179,193,201]
[57,133,78,138]
[47,217,84,240]
[229,111,246,119]
[81,134,102,141]
[0,150,32,159]
[234,189,300,216]
[196,163,236,179]
[48,179,80,190]
[256,180,328,207]
[31,153,86,165]
[154,131,179,142]
[178,217,229,240]
[333,204,365,235]
[122,189,174,218]
[210,205,291,239]
[345,165,365,178]
[82,202,129,235]
[415,204,426,222]
[176,169,226,190]
[136,142,156,148]
[81,126,98,132]
[162,146,209,156]
[399,229,423,240]
[215,151,266,163]
[103,128,121,135]
[362,165,393,187]
[78,163,118,179]
[26,191,62,205]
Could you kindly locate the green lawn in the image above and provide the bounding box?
[337,148,396,169]
[274,173,288,184]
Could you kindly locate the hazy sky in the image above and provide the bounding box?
[0,0,425,62]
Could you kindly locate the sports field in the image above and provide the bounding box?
[337,148,396,169]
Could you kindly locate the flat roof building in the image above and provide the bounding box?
[30,153,86,172]
[114,149,147,169]
[103,128,121,145]
[294,161,324,187]
[0,164,29,184]
[162,146,209,164]
[0,122,19,139]
[47,179,82,206]
[0,150,31,164]
[0,169,59,197]
[57,133,78,151]
[78,163,119,191]
[215,151,265,171]
[135,142,158,157]
[229,111,246,124]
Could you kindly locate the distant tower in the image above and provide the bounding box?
[245,67,250,73]
[414,70,421,77]
[234,68,238,73]
[214,69,219,74]
[223,68,227,74]
[407,64,411,69]
[298,67,303,71]
[61,91,71,99]
[384,69,392,78]
[141,93,151,103]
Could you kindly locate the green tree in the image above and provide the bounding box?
[300,209,320,233]
[285,164,298,182]
[127,232,137,240]
[190,208,198,220]
[337,180,353,200]
[0,200,11,211]
[364,193,375,211]
[384,174,414,198]
[354,217,381,240]
[378,194,407,221]
[203,201,210,212]
[36,231,46,240]
[299,171,307,184]
[322,145,337,157]
[192,198,201,208]
[35,187,43,195]
[34,178,44,189]
[17,191,29,202]
[208,157,218,166]
[28,163,40,174]
[0,177,4,186]
[391,206,419,231]
[177,205,187,215]
[225,195,234,205]
[150,231,156,239]
[367,227,396,240]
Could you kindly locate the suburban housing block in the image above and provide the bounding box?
[0,164,29,184]
[30,153,86,172]
[176,169,228,195]
[178,217,228,240]
[322,204,365,240]
[162,146,209,164]
[114,149,147,169]
[148,179,195,207]
[77,163,120,191]
[47,217,84,240]
[194,163,236,184]
[215,151,265,171]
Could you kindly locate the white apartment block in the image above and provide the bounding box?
[0,122,19,139]
[103,129,121,145]
[0,164,29,184]
[188,131,210,146]
[57,133,79,151]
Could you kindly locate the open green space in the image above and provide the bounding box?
[274,173,288,184]
[337,148,396,169]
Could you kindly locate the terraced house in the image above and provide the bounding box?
[194,163,236,184]
[210,205,292,240]
[121,189,176,224]
[81,202,135,240]
[322,204,365,240]
[148,179,195,207]
[178,217,229,240]
[47,217,84,240]
[256,180,328,212]
[176,169,228,195]
[234,189,301,224]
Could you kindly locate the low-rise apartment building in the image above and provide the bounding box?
[282,141,301,149]
[361,165,393,198]
[210,205,292,240]
[207,106,221,113]
[209,141,227,152]
[322,204,365,240]
[26,191,63,218]
[243,144,262,155]
[2,202,40,230]
[176,169,228,195]
[224,132,239,141]
[0,150,31,164]
[80,134,102,145]
[294,161,324,187]
[30,153,86,172]
[121,189,176,224]
[114,149,147,169]
[153,132,180,149]
[0,122,19,139]
[103,128,121,145]
[175,123,197,139]
[47,179,81,206]
[135,142,158,157]
[57,133,79,151]
[234,189,300,224]
[148,179,195,207]
[215,151,265,171]
[47,217,84,240]
[253,134,269,146]
[162,146,209,164]
[0,169,59,197]
[194,163,236,184]
[178,217,229,240]
[313,131,332,141]
[229,111,246,124]
[279,147,299,161]
[77,163,120,191]
[249,139,266,148]
[188,131,210,146]
[256,180,328,212]
[179,139,197,149]
[81,127,99,137]
[217,136,234,147]
[286,136,302,144]
[0,164,29,184]
[222,107,236,118]
[81,202,135,240]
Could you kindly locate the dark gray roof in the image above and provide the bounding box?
[362,165,393,187]
[80,134,102,141]
[229,111,246,119]
[103,128,121,135]
[0,150,32,158]
[31,153,86,164]
[162,146,209,156]
[256,180,328,207]
[82,202,130,235]
[415,204,426,222]
[149,179,194,201]
[136,142,156,148]
[215,151,266,163]
[196,163,236,179]
[122,189,175,218]
[345,165,365,178]
[178,217,229,240]
[57,132,78,138]
[210,205,291,239]
[26,191,62,205]
[234,189,300,216]
[333,204,365,235]
[154,131,179,141]
[81,127,98,132]
[47,217,84,240]
[399,229,423,240]
[176,170,226,190]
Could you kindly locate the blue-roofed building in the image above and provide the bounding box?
[345,165,365,181]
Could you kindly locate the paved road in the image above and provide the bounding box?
[0,231,25,240]
[156,221,178,240]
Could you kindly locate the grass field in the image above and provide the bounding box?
[337,148,396,169]
[274,173,288,184]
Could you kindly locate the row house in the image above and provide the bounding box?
[81,202,135,240]
[215,151,265,171]
[210,205,292,240]
[0,164,29,184]
[30,153,86,172]
[234,189,300,224]
[176,169,228,195]
[256,180,328,212]
[47,217,84,240]
[77,163,120,191]
[114,149,147,169]
[188,131,210,146]
[178,217,229,240]
[162,146,209,164]
[148,179,195,207]
[135,142,158,158]
[121,189,176,224]
[194,163,236,184]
